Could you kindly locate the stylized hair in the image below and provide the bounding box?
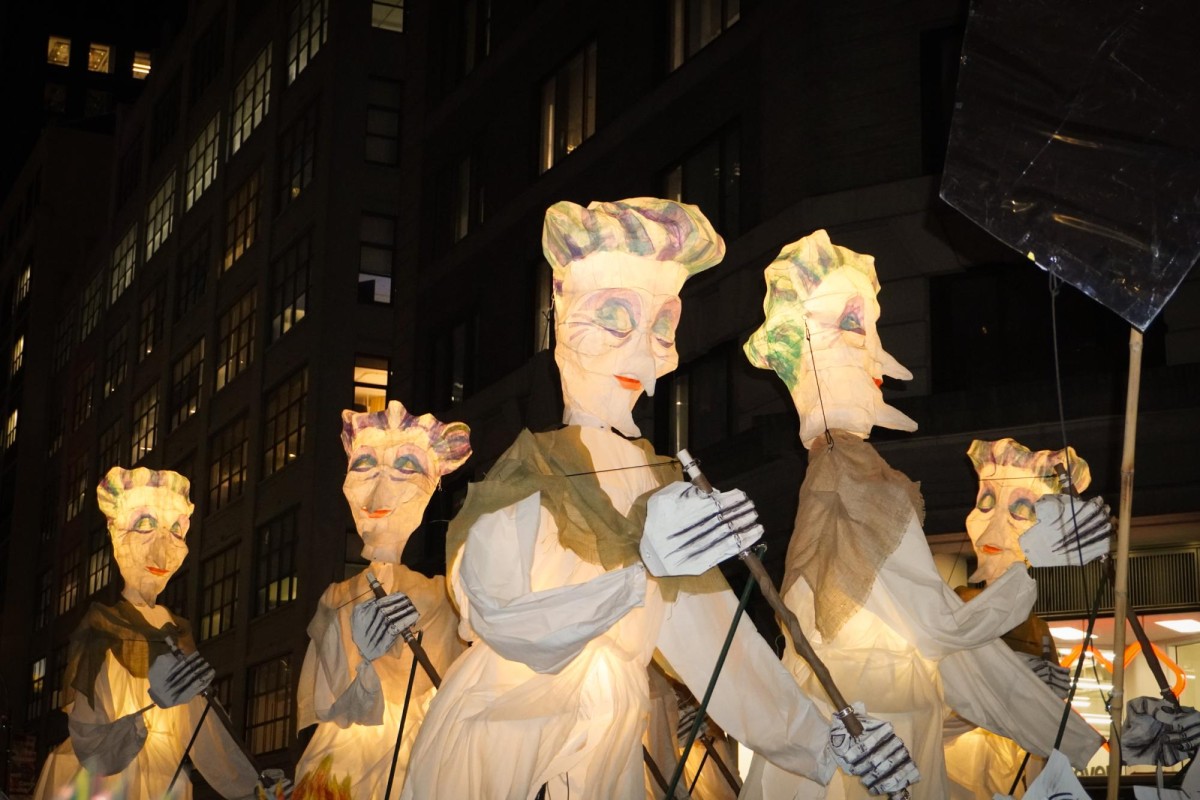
[541,197,725,298]
[341,400,472,477]
[966,438,1092,495]
[97,466,195,521]
[743,230,879,390]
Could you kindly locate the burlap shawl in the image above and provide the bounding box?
[782,431,924,639]
[446,426,726,600]
[66,599,196,706]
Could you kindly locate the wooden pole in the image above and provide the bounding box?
[1106,328,1143,799]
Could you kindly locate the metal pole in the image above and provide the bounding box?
[1106,328,1143,798]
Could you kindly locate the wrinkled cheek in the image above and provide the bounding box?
[654,349,679,379]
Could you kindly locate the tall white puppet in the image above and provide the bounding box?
[402,199,917,799]
[293,401,471,798]
[739,230,1105,799]
[33,467,279,800]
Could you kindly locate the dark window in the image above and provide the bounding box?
[254,508,299,615]
[72,363,95,430]
[190,10,227,104]
[365,78,402,165]
[104,322,129,397]
[668,0,740,70]
[65,457,88,522]
[262,368,307,477]
[662,123,741,237]
[49,649,69,710]
[80,271,105,339]
[98,423,121,476]
[161,570,189,617]
[87,527,112,594]
[278,103,318,210]
[54,306,76,371]
[371,0,404,32]
[130,382,159,463]
[58,543,82,613]
[34,570,53,630]
[246,656,292,754]
[199,546,238,638]
[225,169,262,270]
[150,72,183,161]
[176,230,211,320]
[116,132,144,208]
[170,338,205,430]
[358,214,394,304]
[216,289,256,389]
[138,283,165,362]
[430,316,476,406]
[269,232,309,341]
[209,415,249,510]
[920,24,965,174]
[538,42,596,173]
[459,0,491,77]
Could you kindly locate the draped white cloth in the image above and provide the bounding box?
[293,562,465,798]
[402,426,836,799]
[741,513,1102,800]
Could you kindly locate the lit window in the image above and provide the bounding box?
[358,214,394,304]
[255,509,299,616]
[145,171,176,261]
[208,416,248,512]
[287,0,328,84]
[47,36,71,67]
[662,124,741,236]
[246,657,292,754]
[668,0,740,71]
[104,322,129,397]
[199,546,238,638]
[87,528,113,595]
[215,290,256,390]
[169,338,205,430]
[262,367,307,477]
[88,43,112,73]
[132,51,152,79]
[353,355,388,412]
[230,45,271,156]
[130,383,159,463]
[11,336,24,377]
[185,114,221,210]
[371,0,404,33]
[365,78,402,165]
[270,232,309,341]
[59,544,82,614]
[111,224,137,303]
[4,409,17,450]
[28,657,47,722]
[14,265,31,309]
[80,270,105,339]
[539,42,597,173]
[224,169,261,269]
[277,103,318,208]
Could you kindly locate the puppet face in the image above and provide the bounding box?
[108,486,191,606]
[554,251,688,437]
[789,269,916,446]
[965,462,1050,583]
[343,425,439,562]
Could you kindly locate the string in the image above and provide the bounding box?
[804,319,835,448]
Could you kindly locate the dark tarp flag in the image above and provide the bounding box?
[940,0,1200,330]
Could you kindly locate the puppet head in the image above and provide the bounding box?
[744,230,916,447]
[97,467,194,607]
[341,400,471,562]
[542,198,724,437]
[965,438,1091,584]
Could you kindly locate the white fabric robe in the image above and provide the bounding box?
[741,515,1103,800]
[32,605,259,800]
[293,562,465,799]
[402,426,836,800]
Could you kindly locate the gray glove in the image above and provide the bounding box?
[351,591,419,661]
[641,481,764,577]
[147,650,214,708]
[256,769,293,799]
[1019,494,1112,569]
[829,704,920,796]
[1015,652,1071,699]
[1122,696,1200,767]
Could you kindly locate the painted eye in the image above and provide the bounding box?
[1010,498,1036,522]
[170,521,186,541]
[652,301,680,348]
[838,312,865,335]
[594,298,636,337]
[132,514,157,533]
[350,454,378,472]
[394,454,427,475]
[977,491,996,512]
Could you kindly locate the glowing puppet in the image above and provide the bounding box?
[739,230,1104,799]
[401,199,915,799]
[293,401,471,799]
[945,439,1106,798]
[33,467,277,800]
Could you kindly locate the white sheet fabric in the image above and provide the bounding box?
[294,562,464,798]
[402,426,836,799]
[741,515,1102,800]
[32,606,258,800]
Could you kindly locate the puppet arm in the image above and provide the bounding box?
[303,590,387,728]
[187,692,263,798]
[456,492,647,674]
[68,687,148,776]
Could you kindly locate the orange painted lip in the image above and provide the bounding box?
[367,508,391,519]
[615,375,642,391]
[981,545,1004,554]
[146,566,168,576]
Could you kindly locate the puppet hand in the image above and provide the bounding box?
[829,704,920,796]
[1019,495,1112,569]
[255,769,293,800]
[641,481,764,577]
[1015,652,1071,699]
[1121,696,1200,767]
[148,650,214,708]
[675,689,711,742]
[352,591,419,661]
